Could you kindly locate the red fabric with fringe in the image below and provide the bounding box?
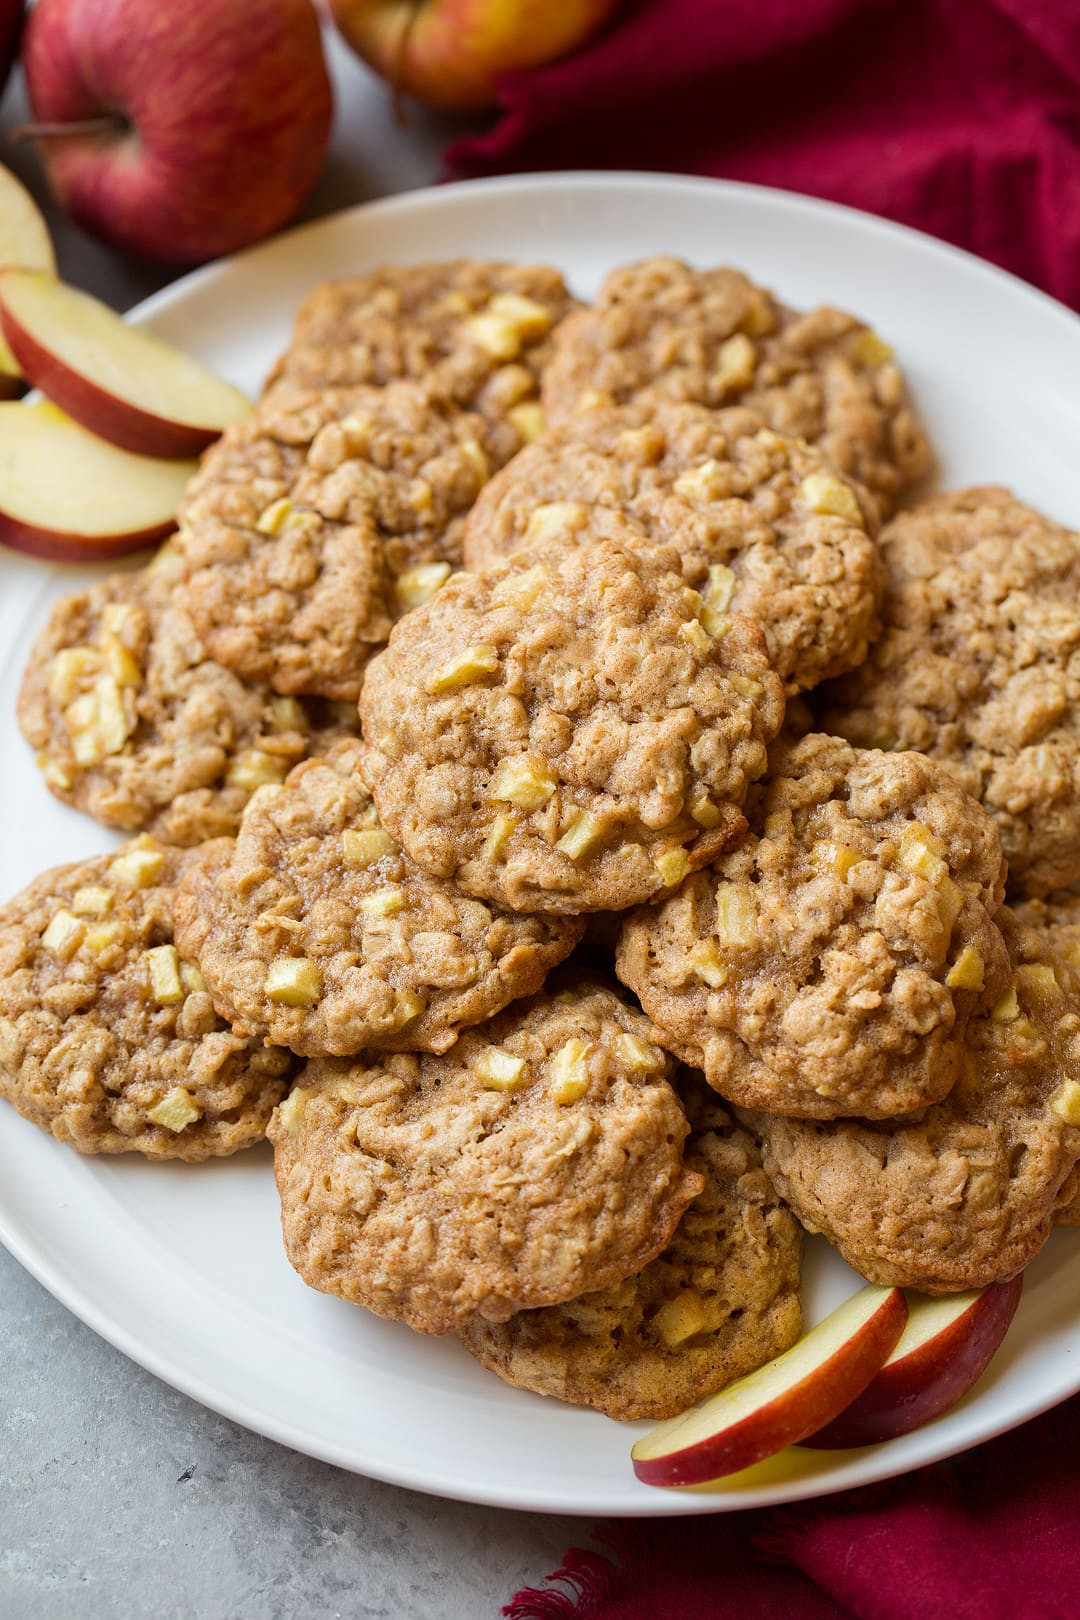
[445,0,1080,309]
[503,1393,1080,1618]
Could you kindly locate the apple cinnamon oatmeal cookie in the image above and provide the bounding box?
[463,402,881,694]
[459,1073,802,1420]
[820,488,1080,897]
[18,562,355,847]
[1012,890,1080,1224]
[266,259,578,464]
[541,257,932,515]
[616,732,1009,1119]
[174,740,583,1057]
[359,536,785,914]
[741,908,1080,1291]
[0,838,293,1159]
[174,377,496,700]
[268,982,703,1334]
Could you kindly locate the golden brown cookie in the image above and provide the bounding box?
[174,740,583,1056]
[741,909,1080,1290]
[541,257,932,514]
[0,838,293,1159]
[173,378,494,701]
[18,561,355,846]
[820,488,1080,896]
[1012,889,1080,1224]
[463,403,881,694]
[268,982,703,1334]
[459,1073,802,1420]
[616,732,1009,1119]
[359,536,785,914]
[266,259,577,464]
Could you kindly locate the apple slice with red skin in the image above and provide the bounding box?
[632,1285,907,1487]
[800,1276,1024,1449]
[0,401,198,561]
[0,164,56,386]
[0,270,252,458]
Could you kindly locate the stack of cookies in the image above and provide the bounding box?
[4,256,1079,1426]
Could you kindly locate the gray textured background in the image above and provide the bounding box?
[0,28,589,1619]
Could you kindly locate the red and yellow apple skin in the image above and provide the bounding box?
[801,1277,1024,1450]
[0,270,252,459]
[632,1286,908,1488]
[330,0,620,110]
[22,0,333,265]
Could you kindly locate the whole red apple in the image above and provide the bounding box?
[0,0,24,99]
[21,0,333,265]
[330,0,620,110]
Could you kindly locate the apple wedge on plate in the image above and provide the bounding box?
[0,166,56,394]
[0,401,198,561]
[632,1285,908,1487]
[0,270,252,457]
[802,1277,1024,1449]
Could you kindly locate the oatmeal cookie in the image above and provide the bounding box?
[463,403,881,694]
[174,740,583,1057]
[18,563,355,847]
[0,838,293,1159]
[359,536,785,914]
[541,257,932,514]
[459,1073,802,1420]
[1012,890,1080,1224]
[821,488,1080,896]
[266,259,577,464]
[741,908,1080,1291]
[268,982,703,1334]
[174,378,495,700]
[616,733,1009,1119]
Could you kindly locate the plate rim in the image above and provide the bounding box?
[3,169,1080,1516]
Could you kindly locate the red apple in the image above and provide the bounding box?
[0,270,252,457]
[0,164,56,388]
[0,401,197,561]
[0,0,23,99]
[330,0,620,110]
[801,1277,1024,1449]
[21,0,333,266]
[631,1285,907,1488]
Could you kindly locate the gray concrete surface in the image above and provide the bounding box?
[0,29,584,1620]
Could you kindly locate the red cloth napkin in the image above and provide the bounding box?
[445,0,1080,309]
[503,1392,1080,1619]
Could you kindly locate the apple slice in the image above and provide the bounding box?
[0,401,198,561]
[631,1285,907,1487]
[0,270,252,458]
[0,165,56,384]
[801,1276,1024,1449]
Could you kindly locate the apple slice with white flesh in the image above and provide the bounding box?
[801,1276,1024,1449]
[0,165,56,390]
[0,270,252,458]
[0,401,198,561]
[632,1285,907,1487]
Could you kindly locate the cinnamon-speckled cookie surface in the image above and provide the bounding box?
[541,257,932,514]
[1012,890,1080,1224]
[617,733,1009,1119]
[0,839,293,1159]
[741,909,1080,1290]
[174,740,583,1056]
[360,537,785,914]
[463,403,881,694]
[821,489,1080,896]
[268,982,703,1334]
[266,259,577,465]
[173,378,494,699]
[459,1074,802,1420]
[18,563,355,846]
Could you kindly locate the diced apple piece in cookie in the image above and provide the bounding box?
[0,270,251,457]
[0,402,197,561]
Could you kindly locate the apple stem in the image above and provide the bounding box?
[12,116,128,144]
[389,0,425,127]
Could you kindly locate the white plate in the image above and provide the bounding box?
[2,173,1079,1516]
